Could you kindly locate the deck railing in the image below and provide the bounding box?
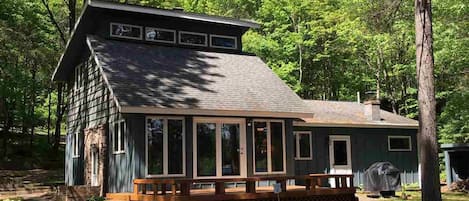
[126,174,355,200]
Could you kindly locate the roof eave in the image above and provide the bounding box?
[293,121,419,129]
[89,0,260,29]
[120,106,314,119]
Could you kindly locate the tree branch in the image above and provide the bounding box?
[41,0,67,44]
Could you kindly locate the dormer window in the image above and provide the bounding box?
[110,23,142,40]
[210,35,237,50]
[145,27,176,43]
[179,31,207,47]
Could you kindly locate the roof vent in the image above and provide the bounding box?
[364,100,381,121]
[172,7,184,12]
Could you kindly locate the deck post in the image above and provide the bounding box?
[215,182,225,195]
[276,179,287,192]
[310,178,317,191]
[341,176,347,188]
[246,181,256,193]
[161,183,167,195]
[180,182,191,196]
[133,183,139,195]
[171,183,177,195]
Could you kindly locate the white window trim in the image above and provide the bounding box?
[113,120,125,154]
[294,131,312,160]
[178,31,208,47]
[209,34,237,50]
[388,136,412,151]
[73,132,80,158]
[329,135,352,170]
[145,27,176,44]
[252,119,287,175]
[74,65,82,92]
[192,117,247,179]
[110,22,143,40]
[145,116,186,178]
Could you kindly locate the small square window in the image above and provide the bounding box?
[294,131,312,160]
[110,23,142,40]
[145,27,176,43]
[388,136,412,151]
[210,35,237,49]
[179,31,207,47]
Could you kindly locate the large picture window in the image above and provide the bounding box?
[388,136,412,151]
[179,31,207,47]
[210,35,237,49]
[146,116,185,177]
[294,131,312,160]
[145,27,176,43]
[253,120,286,174]
[110,22,142,40]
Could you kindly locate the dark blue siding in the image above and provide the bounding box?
[107,116,295,193]
[294,127,419,186]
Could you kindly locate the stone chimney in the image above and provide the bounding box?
[364,100,381,121]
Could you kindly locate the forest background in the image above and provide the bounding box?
[0,0,467,172]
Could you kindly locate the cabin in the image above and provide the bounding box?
[52,1,419,201]
[293,100,419,187]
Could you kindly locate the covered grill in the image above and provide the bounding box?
[364,162,401,196]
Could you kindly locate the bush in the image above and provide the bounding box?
[87,196,105,201]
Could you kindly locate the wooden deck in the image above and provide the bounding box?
[106,174,358,201]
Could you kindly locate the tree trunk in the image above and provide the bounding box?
[415,0,441,200]
[47,86,51,144]
[69,0,76,34]
[30,68,37,152]
[54,83,63,151]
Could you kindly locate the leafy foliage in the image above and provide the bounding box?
[0,0,467,164]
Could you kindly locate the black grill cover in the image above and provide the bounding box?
[364,162,401,192]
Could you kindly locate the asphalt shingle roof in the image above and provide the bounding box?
[88,36,313,117]
[298,100,418,128]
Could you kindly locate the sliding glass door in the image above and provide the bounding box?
[194,118,246,178]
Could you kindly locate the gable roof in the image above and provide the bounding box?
[295,100,418,129]
[87,36,313,118]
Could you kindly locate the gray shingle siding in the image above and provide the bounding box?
[65,54,120,186]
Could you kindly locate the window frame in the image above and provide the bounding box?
[178,31,208,47]
[388,136,412,151]
[145,116,186,178]
[192,117,247,179]
[109,22,143,40]
[294,131,313,160]
[252,119,286,175]
[113,120,126,154]
[209,34,238,50]
[145,27,176,44]
[73,132,80,158]
[74,65,82,92]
